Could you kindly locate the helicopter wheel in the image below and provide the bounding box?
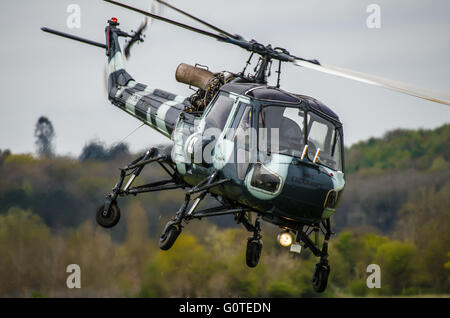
[246,239,263,268]
[159,224,181,251]
[312,263,330,293]
[96,201,121,228]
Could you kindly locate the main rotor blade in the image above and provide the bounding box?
[41,27,107,49]
[156,0,237,39]
[293,59,450,106]
[104,0,227,42]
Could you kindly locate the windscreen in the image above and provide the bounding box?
[307,112,342,171]
[204,92,235,131]
[258,106,343,171]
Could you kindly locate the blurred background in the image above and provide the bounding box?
[0,0,449,297]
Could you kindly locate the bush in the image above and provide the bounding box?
[349,280,368,297]
[267,281,297,297]
[375,241,416,294]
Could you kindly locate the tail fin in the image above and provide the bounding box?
[105,19,189,138]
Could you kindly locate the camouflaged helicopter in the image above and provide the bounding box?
[41,0,450,292]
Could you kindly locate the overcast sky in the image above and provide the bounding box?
[1,0,449,157]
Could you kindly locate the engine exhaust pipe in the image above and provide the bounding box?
[175,63,214,90]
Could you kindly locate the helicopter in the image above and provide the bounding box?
[41,0,450,293]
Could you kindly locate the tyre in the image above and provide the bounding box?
[312,263,330,293]
[159,224,181,251]
[96,201,121,228]
[246,239,262,268]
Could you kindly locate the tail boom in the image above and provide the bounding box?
[106,19,189,138]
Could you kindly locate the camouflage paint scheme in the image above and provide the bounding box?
[106,21,345,228]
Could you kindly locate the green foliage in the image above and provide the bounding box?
[349,280,368,297]
[0,206,448,297]
[395,183,450,292]
[266,281,297,297]
[375,241,416,294]
[0,149,11,165]
[345,124,450,175]
[0,208,52,296]
[3,153,38,165]
[0,123,449,297]
[445,252,450,283]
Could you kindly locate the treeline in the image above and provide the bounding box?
[0,147,229,235]
[345,124,450,175]
[0,123,449,297]
[0,194,448,297]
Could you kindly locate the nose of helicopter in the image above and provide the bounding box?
[244,154,344,223]
[273,162,344,223]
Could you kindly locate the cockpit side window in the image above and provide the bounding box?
[332,130,343,171]
[307,112,342,171]
[258,106,305,158]
[204,92,235,131]
[230,104,253,179]
[225,102,251,141]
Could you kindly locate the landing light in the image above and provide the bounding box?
[278,231,293,247]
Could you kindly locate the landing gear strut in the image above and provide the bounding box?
[236,213,263,268]
[96,147,184,229]
[295,219,333,293]
[159,171,245,251]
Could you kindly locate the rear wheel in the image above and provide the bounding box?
[246,239,262,268]
[96,201,121,228]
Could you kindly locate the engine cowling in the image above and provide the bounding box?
[175,63,235,111]
[175,63,215,90]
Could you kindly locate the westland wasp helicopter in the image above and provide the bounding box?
[41,0,450,292]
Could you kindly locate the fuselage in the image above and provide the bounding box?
[171,80,345,228]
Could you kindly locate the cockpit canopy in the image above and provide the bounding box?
[258,106,342,171]
[201,85,344,172]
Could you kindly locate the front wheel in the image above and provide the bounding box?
[246,239,262,268]
[312,263,330,293]
[96,201,121,228]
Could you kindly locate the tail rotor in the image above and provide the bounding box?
[123,0,163,60]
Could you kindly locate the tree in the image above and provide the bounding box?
[0,208,52,296]
[0,149,11,165]
[108,143,130,160]
[79,141,108,162]
[375,241,416,294]
[79,141,129,162]
[34,116,55,158]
